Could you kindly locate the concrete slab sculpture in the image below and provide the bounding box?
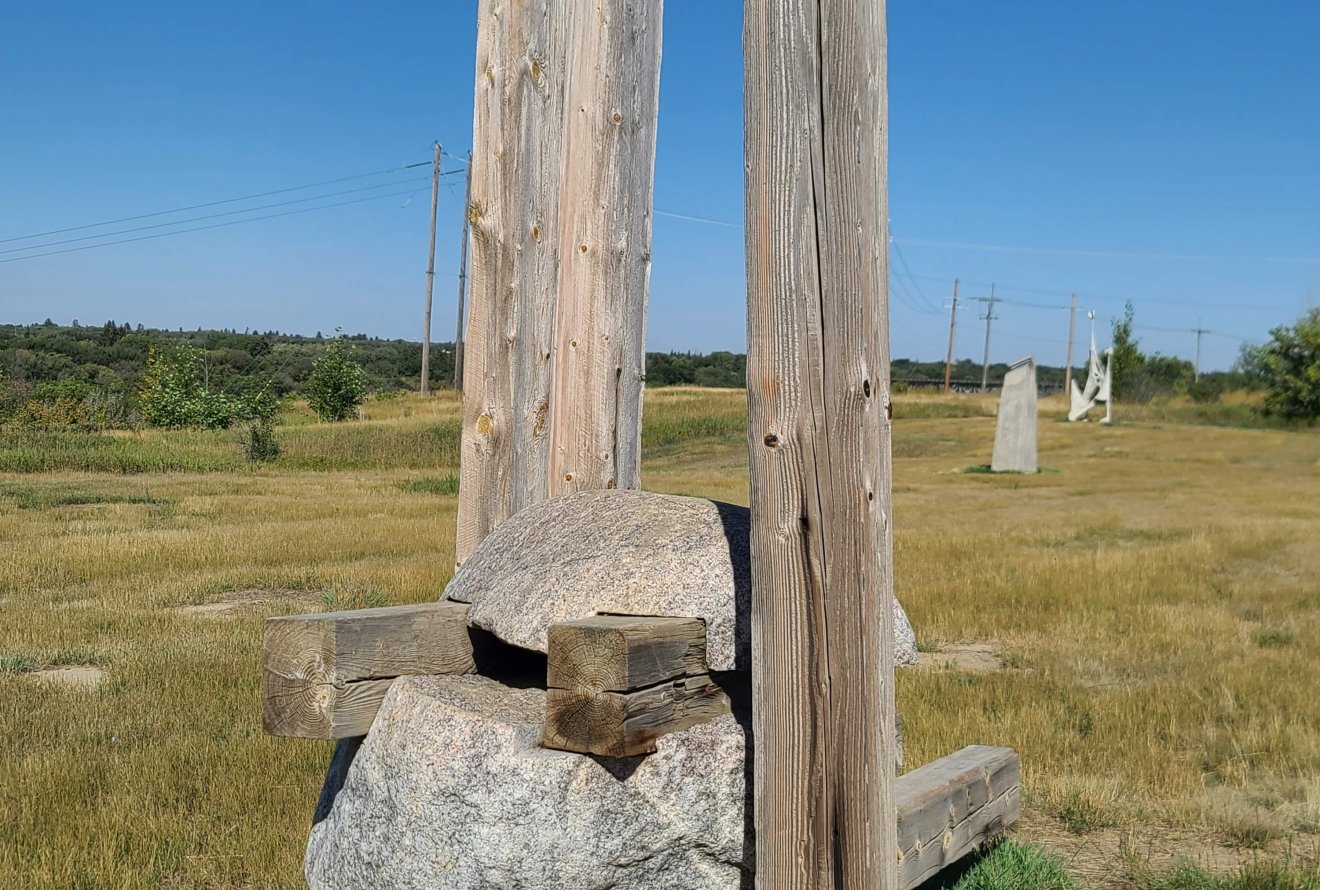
[991,356,1039,473]
[1069,311,1114,423]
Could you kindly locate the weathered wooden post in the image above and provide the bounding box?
[456,0,567,565]
[743,1,899,887]
[457,0,662,562]
[549,0,661,496]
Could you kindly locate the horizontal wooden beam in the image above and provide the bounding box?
[546,615,707,692]
[263,601,475,739]
[543,615,728,757]
[895,745,1021,890]
[544,674,730,758]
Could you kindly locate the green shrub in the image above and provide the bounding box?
[306,338,368,422]
[139,346,238,429]
[241,420,281,463]
[1256,307,1320,424]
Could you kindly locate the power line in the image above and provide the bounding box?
[0,175,448,257]
[890,237,941,313]
[654,209,739,227]
[893,236,1320,265]
[0,162,433,245]
[0,186,431,265]
[900,270,1305,314]
[888,272,930,315]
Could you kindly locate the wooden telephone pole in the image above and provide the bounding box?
[979,284,997,393]
[744,0,898,886]
[943,278,959,392]
[452,152,473,391]
[1064,293,1077,395]
[420,141,441,396]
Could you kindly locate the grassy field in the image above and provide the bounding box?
[1,388,1317,888]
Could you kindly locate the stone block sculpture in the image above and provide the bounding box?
[991,356,1038,473]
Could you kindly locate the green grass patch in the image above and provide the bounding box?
[930,840,1080,890]
[318,582,388,612]
[0,653,39,673]
[1253,629,1298,649]
[0,482,170,510]
[0,429,239,473]
[396,474,460,496]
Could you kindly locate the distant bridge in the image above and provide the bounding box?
[896,377,1067,397]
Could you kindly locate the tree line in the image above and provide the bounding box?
[2,304,1317,431]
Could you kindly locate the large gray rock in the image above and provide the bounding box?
[306,675,751,890]
[444,489,918,670]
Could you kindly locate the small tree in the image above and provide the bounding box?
[139,346,236,428]
[1109,302,1144,399]
[1256,307,1320,424]
[306,338,368,421]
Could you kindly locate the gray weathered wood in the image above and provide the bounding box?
[547,0,662,497]
[456,0,570,566]
[543,674,730,758]
[895,746,1021,890]
[744,0,897,887]
[262,602,475,739]
[547,615,706,692]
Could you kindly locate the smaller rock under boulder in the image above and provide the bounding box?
[306,675,752,890]
[444,489,918,670]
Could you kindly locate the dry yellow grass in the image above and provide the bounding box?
[0,387,1316,887]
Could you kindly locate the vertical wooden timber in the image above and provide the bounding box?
[457,0,569,565]
[744,0,898,888]
[549,0,662,496]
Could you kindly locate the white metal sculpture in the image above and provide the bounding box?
[1068,311,1113,424]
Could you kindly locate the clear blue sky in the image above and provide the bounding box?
[3,1,1318,371]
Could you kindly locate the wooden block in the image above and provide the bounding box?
[546,615,707,692]
[263,601,475,739]
[543,674,731,758]
[895,745,1021,890]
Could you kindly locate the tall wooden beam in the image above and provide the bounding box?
[457,0,569,565]
[458,0,662,563]
[548,0,662,496]
[743,1,898,887]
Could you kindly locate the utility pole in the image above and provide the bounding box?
[979,284,997,393]
[452,151,473,391]
[943,278,959,392]
[1064,293,1078,394]
[1193,323,1208,382]
[420,141,441,396]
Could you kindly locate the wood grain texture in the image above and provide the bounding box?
[743,0,897,887]
[547,615,706,692]
[262,602,474,739]
[895,746,1021,889]
[457,0,570,565]
[543,674,730,758]
[548,0,663,497]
